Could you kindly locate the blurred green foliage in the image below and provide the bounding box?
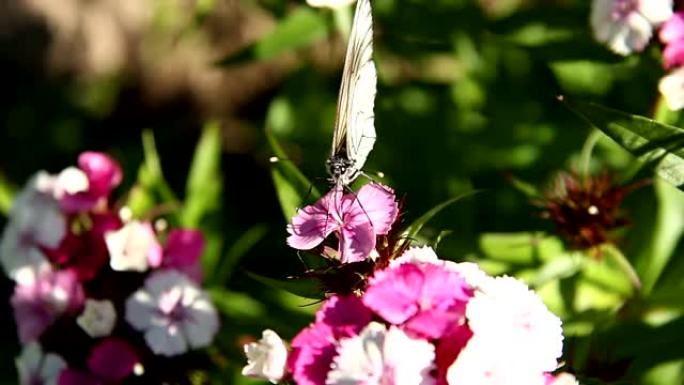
[3,0,684,384]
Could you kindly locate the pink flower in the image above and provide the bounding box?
[287,183,398,263]
[59,152,122,213]
[661,12,684,68]
[58,339,139,385]
[11,267,84,343]
[159,229,205,283]
[46,213,121,281]
[87,338,139,382]
[288,296,372,385]
[435,324,473,385]
[363,262,472,339]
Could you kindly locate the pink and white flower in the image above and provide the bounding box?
[58,152,122,213]
[242,329,289,383]
[11,267,84,343]
[327,322,435,385]
[125,270,219,356]
[105,220,162,272]
[0,174,66,281]
[287,183,398,263]
[590,0,672,55]
[16,343,66,385]
[288,295,373,385]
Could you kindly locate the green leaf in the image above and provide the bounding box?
[207,287,266,319]
[401,189,479,243]
[530,253,582,287]
[212,224,268,284]
[0,172,16,216]
[634,179,684,294]
[479,232,565,265]
[180,121,222,228]
[266,129,320,221]
[127,130,180,218]
[562,98,684,190]
[216,7,329,66]
[246,270,324,300]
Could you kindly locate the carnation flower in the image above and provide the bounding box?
[327,322,435,385]
[465,276,564,374]
[105,220,162,272]
[46,213,121,281]
[363,261,472,339]
[11,267,84,343]
[76,299,117,338]
[16,343,66,385]
[58,152,122,213]
[0,174,66,281]
[159,229,205,283]
[242,329,289,383]
[391,246,489,289]
[287,183,398,263]
[125,270,219,356]
[288,296,373,385]
[590,0,672,55]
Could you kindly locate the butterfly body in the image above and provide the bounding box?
[326,0,377,187]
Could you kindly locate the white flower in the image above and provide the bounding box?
[76,299,117,338]
[105,220,161,272]
[307,0,356,9]
[659,67,684,110]
[16,343,66,385]
[549,373,580,385]
[447,335,547,385]
[0,174,66,282]
[390,246,440,266]
[590,0,672,55]
[327,322,435,385]
[125,270,219,357]
[242,329,288,383]
[465,276,564,374]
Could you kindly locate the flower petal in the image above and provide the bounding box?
[286,190,340,250]
[339,221,375,263]
[347,183,398,235]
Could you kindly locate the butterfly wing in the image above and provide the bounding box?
[330,0,377,180]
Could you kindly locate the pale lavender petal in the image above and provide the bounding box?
[145,324,188,357]
[286,190,339,250]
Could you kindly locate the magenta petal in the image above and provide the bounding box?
[289,322,337,385]
[435,324,473,385]
[663,42,684,68]
[661,12,684,44]
[363,264,425,324]
[316,295,372,338]
[347,183,398,235]
[164,229,205,267]
[78,152,122,197]
[404,308,462,339]
[286,191,339,250]
[339,221,375,263]
[88,338,138,381]
[59,369,102,385]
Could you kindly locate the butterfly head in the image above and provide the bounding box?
[326,155,359,186]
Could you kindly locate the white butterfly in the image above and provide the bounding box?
[326,0,378,187]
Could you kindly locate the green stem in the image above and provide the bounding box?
[579,129,601,178]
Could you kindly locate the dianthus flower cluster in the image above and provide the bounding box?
[1,152,219,385]
[243,183,577,385]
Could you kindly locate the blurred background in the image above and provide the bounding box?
[2,0,684,384]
